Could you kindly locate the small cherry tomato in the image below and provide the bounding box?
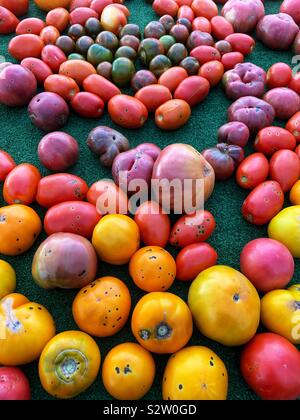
[290,180,300,205]
[83,74,121,102]
[71,92,104,118]
[158,66,188,93]
[21,58,53,85]
[16,18,45,35]
[46,8,70,32]
[108,95,148,129]
[191,0,218,20]
[135,85,172,112]
[192,16,211,33]
[221,51,244,70]
[190,45,221,64]
[44,74,80,101]
[3,164,41,205]
[0,260,16,299]
[59,59,97,86]
[286,111,300,143]
[42,45,67,72]
[0,367,30,400]
[267,62,293,89]
[40,25,60,45]
[0,0,29,17]
[70,6,98,25]
[87,180,128,215]
[225,33,255,56]
[153,0,179,17]
[178,5,194,21]
[0,7,19,34]
[289,73,300,95]
[174,75,210,106]
[211,16,234,40]
[269,149,300,193]
[8,34,44,60]
[199,60,224,86]
[0,150,16,182]
[101,5,126,34]
[155,99,191,130]
[254,126,297,155]
[236,153,269,190]
[131,292,193,354]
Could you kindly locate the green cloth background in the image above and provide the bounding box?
[0,0,299,401]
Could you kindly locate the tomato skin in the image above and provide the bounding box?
[0,0,29,17]
[267,63,292,89]
[101,5,126,34]
[3,164,41,205]
[158,66,188,93]
[37,174,89,208]
[42,45,67,73]
[60,60,96,86]
[8,34,44,61]
[87,180,128,215]
[254,126,296,156]
[90,0,112,14]
[46,8,70,32]
[199,60,224,87]
[221,51,244,70]
[289,73,300,95]
[0,7,19,34]
[71,92,104,118]
[0,150,16,182]
[34,0,71,12]
[211,16,234,40]
[44,74,79,101]
[134,201,170,247]
[191,0,218,20]
[83,74,121,102]
[135,85,172,112]
[174,75,210,106]
[0,367,30,400]
[70,6,98,25]
[176,243,218,282]
[190,46,221,65]
[242,181,284,225]
[286,111,300,143]
[169,210,216,248]
[108,95,148,129]
[153,0,179,17]
[131,292,193,354]
[16,18,45,35]
[269,150,300,193]
[44,201,101,238]
[40,25,60,45]
[192,16,211,32]
[236,153,269,190]
[21,58,53,85]
[225,33,255,56]
[290,180,300,204]
[155,99,191,130]
[0,260,16,299]
[178,5,194,21]
[240,333,300,400]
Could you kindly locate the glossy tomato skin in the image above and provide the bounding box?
[135,85,172,112]
[71,92,104,118]
[267,63,293,89]
[158,66,188,93]
[211,16,234,40]
[44,74,79,101]
[174,76,210,106]
[44,201,101,238]
[254,126,296,155]
[8,34,44,60]
[155,99,191,130]
[46,8,70,32]
[192,16,211,32]
[108,95,148,129]
[286,111,300,143]
[236,153,269,190]
[176,243,218,282]
[70,7,98,25]
[269,150,300,193]
[199,60,224,87]
[289,73,300,95]
[36,174,88,208]
[60,60,96,86]
[0,367,30,400]
[42,45,67,73]
[190,46,221,65]
[225,33,255,56]
[0,0,29,17]
[221,51,244,70]
[241,333,300,400]
[0,260,16,299]
[83,74,121,103]
[87,180,128,215]
[242,181,284,225]
[3,164,41,205]
[191,0,218,19]
[16,18,45,35]
[153,0,179,17]
[0,7,19,34]
[290,180,300,204]
[40,25,60,45]
[0,150,16,182]
[21,58,53,85]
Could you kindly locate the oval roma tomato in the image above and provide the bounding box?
[70,7,98,26]
[241,333,300,400]
[21,58,53,85]
[155,99,191,130]
[290,180,300,205]
[0,205,42,256]
[39,330,100,399]
[129,246,176,292]
[92,214,140,264]
[8,34,44,60]
[83,74,121,103]
[60,60,96,86]
[0,293,55,365]
[174,76,210,106]
[221,51,244,70]
[169,210,216,247]
[131,292,193,354]
[0,150,15,182]
[108,95,148,129]
[0,0,29,16]
[134,201,170,247]
[135,85,172,113]
[188,265,260,346]
[34,0,71,11]
[101,5,127,34]
[40,25,60,45]
[73,276,131,337]
[242,181,284,225]
[289,73,300,95]
[254,126,296,155]
[211,16,234,40]
[0,7,19,34]
[269,150,300,193]
[158,67,188,93]
[190,46,221,65]
[236,153,269,190]
[176,243,218,282]
[267,63,293,89]
[3,164,41,205]
[102,342,155,400]
[41,45,67,73]
[0,260,16,299]
[192,16,211,32]
[44,74,79,101]
[16,18,45,35]
[71,92,104,118]
[0,367,30,400]
[199,60,224,87]
[225,33,255,56]
[191,0,218,19]
[46,8,70,32]
[286,111,300,143]
[163,346,228,400]
[87,180,128,215]
[178,5,194,20]
[153,0,179,17]
[36,173,88,208]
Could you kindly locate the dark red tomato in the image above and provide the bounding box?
[44,201,101,238]
[158,66,188,93]
[225,33,255,56]
[0,367,30,400]
[36,173,89,208]
[40,25,60,45]
[0,0,29,17]
[134,201,171,247]
[176,243,218,282]
[21,58,53,85]
[211,16,234,40]
[289,73,300,95]
[152,0,179,17]
[221,52,244,71]
[135,85,172,113]
[267,63,293,89]
[71,92,104,118]
[192,16,211,33]
[199,60,224,87]
[70,7,98,26]
[177,5,194,21]
[0,150,16,182]
[242,181,284,225]
[169,210,216,248]
[269,149,300,193]
[8,34,44,61]
[174,76,210,106]
[254,126,297,156]
[190,46,221,65]
[3,164,41,205]
[44,74,80,101]
[241,333,300,400]
[16,18,45,35]
[236,153,269,190]
[83,74,121,103]
[108,95,148,129]
[0,7,19,34]
[41,45,67,73]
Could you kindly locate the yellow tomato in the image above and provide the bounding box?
[188,265,260,346]
[0,260,16,299]
[34,0,70,11]
[0,293,55,365]
[268,206,300,257]
[163,346,228,400]
[39,331,101,399]
[288,284,300,294]
[102,342,155,400]
[261,286,300,344]
[290,180,300,205]
[92,214,140,265]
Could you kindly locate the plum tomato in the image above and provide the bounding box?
[59,60,97,86]
[286,111,300,142]
[135,85,172,112]
[221,51,244,71]
[289,72,300,95]
[0,0,29,17]
[70,7,98,26]
[0,367,30,400]
[174,76,210,106]
[177,5,194,21]
[191,0,218,20]
[71,92,104,118]
[236,153,269,190]
[0,7,19,34]
[21,58,53,85]
[44,74,79,101]
[40,26,60,45]
[211,16,234,40]
[155,99,191,130]
[158,66,188,93]
[269,149,300,193]
[267,63,293,89]
[225,33,255,56]
[46,8,70,32]
[254,126,297,155]
[41,45,67,73]
[87,180,128,214]
[16,18,45,35]
[108,95,148,129]
[153,0,179,17]
[192,16,211,33]
[8,34,44,61]
[199,60,224,87]
[3,164,41,206]
[0,150,16,182]
[83,74,121,102]
[190,46,221,65]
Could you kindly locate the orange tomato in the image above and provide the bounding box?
[131,292,193,354]
[59,60,96,86]
[87,180,128,214]
[8,34,44,61]
[108,95,148,129]
[290,180,300,205]
[102,343,155,400]
[72,276,131,337]
[40,25,60,45]
[44,74,79,101]
[174,76,210,106]
[3,164,41,205]
[129,246,176,292]
[199,60,225,87]
[34,0,71,12]
[46,8,70,32]
[155,99,191,130]
[135,85,172,113]
[83,74,121,103]
[158,66,188,93]
[16,18,45,35]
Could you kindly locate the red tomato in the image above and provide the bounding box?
[176,243,218,281]
[135,85,172,112]
[87,180,128,215]
[21,58,53,85]
[40,25,60,45]
[158,67,188,93]
[267,63,293,89]
[176,0,192,5]
[70,0,92,11]
[71,92,104,118]
[211,16,234,40]
[221,52,244,70]
[0,0,28,17]
[192,16,211,33]
[295,144,300,159]
[16,18,45,35]
[178,5,194,21]
[199,60,224,87]
[0,367,30,400]
[59,60,96,86]
[155,99,191,130]
[0,150,16,182]
[289,73,300,95]
[37,174,89,208]
[83,74,121,103]
[236,153,269,190]
[44,201,101,238]
[46,8,70,32]
[280,0,300,25]
[242,181,284,225]
[190,46,221,65]
[90,0,113,14]
[254,126,297,156]
[286,111,300,143]
[174,76,210,106]
[0,6,19,34]
[70,7,98,25]
[225,33,255,56]
[241,333,300,400]
[3,164,41,205]
[191,0,218,20]
[269,149,300,193]
[152,0,179,17]
[169,210,216,248]
[41,45,67,73]
[8,34,44,61]
[44,74,79,101]
[108,95,148,129]
[134,201,171,247]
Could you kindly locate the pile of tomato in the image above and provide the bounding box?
[0,0,300,402]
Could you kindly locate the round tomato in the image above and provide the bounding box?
[267,63,293,89]
[241,333,300,400]
[87,180,128,215]
[224,33,255,56]
[42,45,67,73]
[188,265,260,346]
[221,52,244,70]
[254,126,296,155]
[0,367,30,400]
[135,85,172,113]
[59,60,96,86]
[71,92,104,118]
[211,16,233,40]
[73,276,131,337]
[92,214,140,265]
[286,111,300,143]
[199,60,224,87]
[44,74,79,101]
[0,205,42,256]
[46,8,70,32]
[174,76,210,106]
[155,99,191,130]
[153,0,179,17]
[83,74,121,103]
[0,260,16,299]
[158,67,188,93]
[269,150,300,193]
[16,18,45,35]
[8,34,44,61]
[108,95,148,129]
[39,330,100,399]
[236,153,269,190]
[0,150,15,182]
[192,16,211,32]
[163,346,228,400]
[102,343,155,400]
[34,0,71,11]
[131,292,193,354]
[3,164,41,205]
[21,58,53,85]
[0,0,29,16]
[0,293,55,365]
[40,25,60,45]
